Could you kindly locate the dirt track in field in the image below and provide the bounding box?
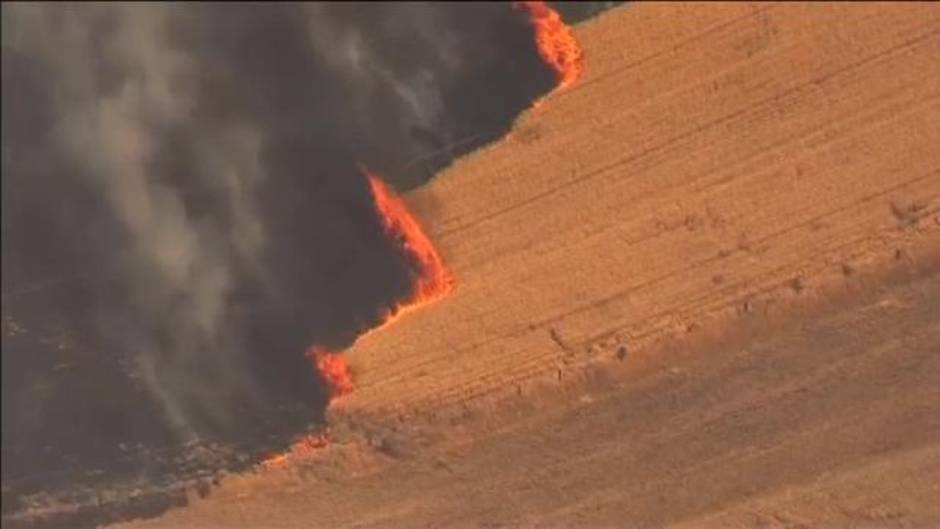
[123,3,940,528]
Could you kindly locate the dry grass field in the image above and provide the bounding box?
[123,3,940,528]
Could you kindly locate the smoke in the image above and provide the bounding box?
[1,1,613,511]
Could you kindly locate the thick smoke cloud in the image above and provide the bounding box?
[1,1,615,519]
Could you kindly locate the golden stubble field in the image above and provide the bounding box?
[125,3,940,528]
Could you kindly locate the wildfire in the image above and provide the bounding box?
[365,169,456,314]
[515,1,584,91]
[264,5,567,473]
[302,168,455,404]
[263,4,570,473]
[260,433,330,470]
[307,346,353,400]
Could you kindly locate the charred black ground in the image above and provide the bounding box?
[1,3,619,527]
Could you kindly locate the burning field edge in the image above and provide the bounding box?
[255,0,585,474]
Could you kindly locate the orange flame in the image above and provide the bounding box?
[301,168,455,404]
[307,346,353,400]
[515,1,584,91]
[365,169,456,317]
[260,433,330,470]
[265,104,458,476]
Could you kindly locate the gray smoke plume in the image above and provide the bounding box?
[1,2,616,521]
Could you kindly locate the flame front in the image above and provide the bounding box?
[266,6,579,469]
[307,346,353,400]
[304,168,455,404]
[515,1,584,91]
[260,433,330,470]
[366,170,456,315]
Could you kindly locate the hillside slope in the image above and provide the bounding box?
[124,3,940,528]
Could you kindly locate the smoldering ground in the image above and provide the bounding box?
[1,1,615,525]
